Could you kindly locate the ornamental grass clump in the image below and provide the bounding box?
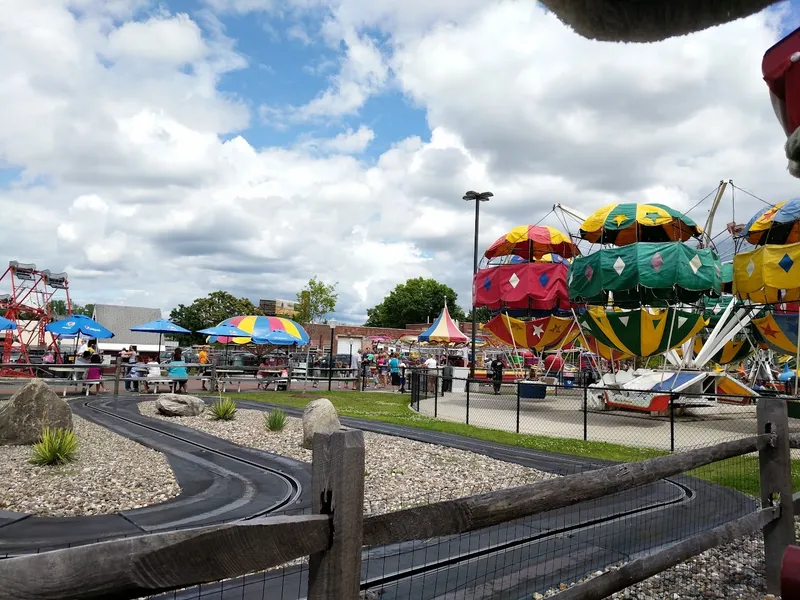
[265,409,287,432]
[210,397,237,421]
[30,427,78,466]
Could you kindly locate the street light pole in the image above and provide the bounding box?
[463,190,493,379]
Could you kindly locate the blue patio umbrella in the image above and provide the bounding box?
[46,314,114,364]
[198,325,252,365]
[0,316,17,331]
[46,314,114,339]
[130,319,191,357]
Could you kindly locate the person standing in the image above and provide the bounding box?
[168,348,189,393]
[351,349,362,390]
[388,352,401,393]
[490,356,504,395]
[198,346,209,390]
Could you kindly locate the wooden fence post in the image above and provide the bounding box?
[758,397,796,594]
[113,356,122,398]
[308,429,365,600]
[210,362,218,393]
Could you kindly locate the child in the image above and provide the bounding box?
[86,353,107,394]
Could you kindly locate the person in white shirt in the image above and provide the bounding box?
[351,350,362,390]
[424,356,437,369]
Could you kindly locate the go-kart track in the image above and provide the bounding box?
[0,397,755,600]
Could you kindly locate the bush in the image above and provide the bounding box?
[210,397,237,421]
[265,409,287,432]
[30,427,78,466]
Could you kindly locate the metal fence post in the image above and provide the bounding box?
[113,356,122,398]
[758,397,796,594]
[515,381,520,434]
[465,375,469,425]
[434,373,438,418]
[669,395,676,452]
[582,384,588,441]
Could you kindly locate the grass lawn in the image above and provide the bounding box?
[231,389,799,496]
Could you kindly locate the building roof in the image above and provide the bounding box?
[540,0,778,42]
[92,304,163,349]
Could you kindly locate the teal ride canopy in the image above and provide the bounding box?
[568,242,723,307]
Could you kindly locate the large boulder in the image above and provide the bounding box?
[302,398,341,449]
[156,394,205,417]
[0,379,73,445]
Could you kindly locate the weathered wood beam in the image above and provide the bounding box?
[551,505,779,600]
[0,514,331,600]
[759,398,797,594]
[308,429,366,600]
[363,434,769,546]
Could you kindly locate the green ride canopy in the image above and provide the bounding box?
[568,242,722,307]
[579,307,707,357]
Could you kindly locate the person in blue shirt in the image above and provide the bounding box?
[388,353,401,393]
[168,348,189,393]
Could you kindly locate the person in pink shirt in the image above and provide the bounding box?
[86,353,107,394]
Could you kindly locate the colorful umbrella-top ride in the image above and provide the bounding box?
[484,225,580,260]
[473,224,575,315]
[209,316,310,345]
[570,203,720,361]
[568,242,723,307]
[744,199,800,245]
[578,307,706,358]
[483,314,579,352]
[733,242,800,304]
[579,202,703,246]
[417,306,469,344]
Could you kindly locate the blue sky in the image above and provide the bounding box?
[165,0,430,158]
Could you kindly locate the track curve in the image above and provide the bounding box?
[0,396,311,555]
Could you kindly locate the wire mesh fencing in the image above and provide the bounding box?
[410,372,800,453]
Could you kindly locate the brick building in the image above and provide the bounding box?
[304,321,473,354]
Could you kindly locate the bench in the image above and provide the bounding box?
[55,379,107,397]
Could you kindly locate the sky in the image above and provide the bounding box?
[1,0,800,324]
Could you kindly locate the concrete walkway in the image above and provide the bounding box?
[415,390,800,451]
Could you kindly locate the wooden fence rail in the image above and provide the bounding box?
[0,399,796,599]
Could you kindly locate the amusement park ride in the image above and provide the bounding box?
[0,261,71,372]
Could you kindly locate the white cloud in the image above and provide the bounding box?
[300,125,375,154]
[0,0,796,322]
[105,14,207,65]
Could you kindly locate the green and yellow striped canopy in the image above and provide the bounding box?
[579,307,706,357]
[580,203,702,246]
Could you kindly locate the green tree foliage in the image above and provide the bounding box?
[295,276,338,324]
[365,278,466,329]
[466,306,491,324]
[49,300,94,318]
[169,291,262,345]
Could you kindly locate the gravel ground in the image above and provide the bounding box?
[0,415,180,517]
[138,401,554,512]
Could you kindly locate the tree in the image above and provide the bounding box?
[170,291,263,345]
[49,300,94,317]
[365,278,467,329]
[295,276,338,324]
[466,306,491,324]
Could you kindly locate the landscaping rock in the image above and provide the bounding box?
[0,379,73,445]
[155,394,205,417]
[302,398,341,449]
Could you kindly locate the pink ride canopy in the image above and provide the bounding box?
[417,306,469,344]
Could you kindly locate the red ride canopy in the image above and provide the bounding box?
[473,263,570,311]
[763,25,800,136]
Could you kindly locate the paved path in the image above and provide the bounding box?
[414,390,800,451]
